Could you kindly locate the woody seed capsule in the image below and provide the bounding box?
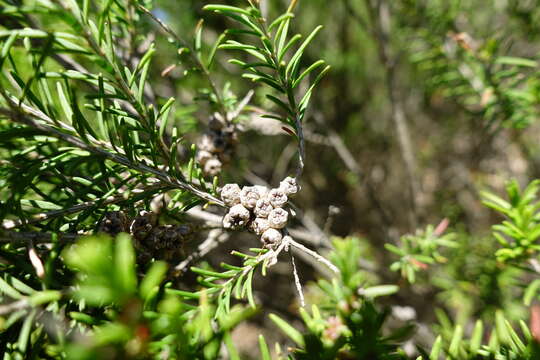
[268,207,288,229]
[261,228,282,247]
[279,176,299,196]
[196,150,213,165]
[220,183,241,206]
[254,197,273,218]
[268,188,287,208]
[222,204,250,230]
[249,217,270,235]
[240,186,260,209]
[204,158,222,176]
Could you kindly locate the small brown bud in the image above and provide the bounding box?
[130,211,158,241]
[98,211,129,236]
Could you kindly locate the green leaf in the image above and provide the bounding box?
[524,279,540,305]
[20,199,63,210]
[470,320,483,353]
[495,310,511,345]
[275,14,291,56]
[448,324,463,357]
[269,13,295,33]
[223,332,240,360]
[207,33,226,68]
[29,290,61,306]
[114,233,137,296]
[278,34,302,63]
[158,97,175,139]
[496,56,537,68]
[299,65,331,110]
[481,191,511,213]
[292,59,325,88]
[195,20,204,58]
[269,313,305,347]
[243,73,285,92]
[69,311,99,325]
[286,25,323,79]
[360,285,399,298]
[191,267,236,279]
[266,94,294,115]
[259,335,272,360]
[429,336,442,360]
[0,277,23,299]
[140,261,168,300]
[17,309,37,352]
[56,81,73,123]
[244,268,255,307]
[203,4,252,17]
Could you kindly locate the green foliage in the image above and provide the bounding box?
[4,0,540,359]
[482,180,540,262]
[204,1,329,134]
[61,233,257,359]
[270,237,409,360]
[386,221,458,283]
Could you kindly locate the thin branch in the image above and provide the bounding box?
[228,90,254,120]
[174,229,230,274]
[28,241,45,278]
[294,116,306,180]
[0,100,224,207]
[2,183,168,230]
[313,113,394,238]
[0,230,78,245]
[0,299,29,316]
[288,238,340,274]
[137,4,229,123]
[290,251,305,307]
[352,0,421,230]
[186,205,329,248]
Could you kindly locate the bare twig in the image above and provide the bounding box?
[312,113,395,239]
[294,115,307,180]
[28,241,45,278]
[174,229,230,274]
[0,299,29,316]
[290,252,305,307]
[228,90,254,120]
[137,4,229,123]
[353,0,421,230]
[288,237,340,274]
[0,230,78,244]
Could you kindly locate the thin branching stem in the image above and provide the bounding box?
[137,4,229,123]
[0,99,224,206]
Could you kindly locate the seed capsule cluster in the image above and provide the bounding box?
[220,177,298,248]
[196,117,238,177]
[98,210,194,262]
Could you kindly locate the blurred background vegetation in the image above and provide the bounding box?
[3,0,540,358]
